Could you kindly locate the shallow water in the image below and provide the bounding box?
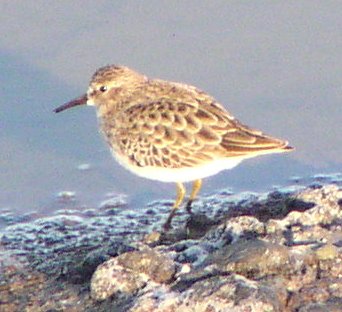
[0,2,341,224]
[1,173,340,236]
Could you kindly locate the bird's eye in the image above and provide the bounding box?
[99,86,107,92]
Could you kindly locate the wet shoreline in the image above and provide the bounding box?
[0,173,341,311]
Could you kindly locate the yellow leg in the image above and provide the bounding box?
[174,182,186,209]
[190,179,202,201]
[163,182,186,230]
[186,179,202,213]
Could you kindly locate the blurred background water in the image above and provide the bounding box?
[0,1,341,225]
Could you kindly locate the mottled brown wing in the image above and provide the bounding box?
[115,98,290,168]
[220,118,292,156]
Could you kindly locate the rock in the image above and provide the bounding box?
[315,243,339,260]
[207,239,290,278]
[90,257,147,301]
[185,213,220,239]
[278,185,342,226]
[298,298,342,312]
[90,248,176,301]
[130,275,287,312]
[0,181,341,311]
[116,249,176,283]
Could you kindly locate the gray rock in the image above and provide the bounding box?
[90,248,176,301]
[208,239,290,278]
[130,275,287,312]
[90,257,148,301]
[0,180,341,311]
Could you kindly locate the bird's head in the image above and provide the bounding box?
[54,65,147,113]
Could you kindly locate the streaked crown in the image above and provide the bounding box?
[87,65,147,106]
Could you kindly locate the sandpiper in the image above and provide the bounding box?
[54,65,293,229]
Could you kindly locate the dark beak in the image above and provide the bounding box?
[54,94,88,113]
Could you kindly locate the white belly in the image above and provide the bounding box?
[113,151,242,183]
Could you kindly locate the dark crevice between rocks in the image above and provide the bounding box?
[146,212,221,246]
[337,198,342,207]
[89,294,138,312]
[334,239,342,248]
[283,224,320,248]
[319,219,342,231]
[186,213,221,239]
[171,270,224,293]
[31,241,137,285]
[219,197,316,224]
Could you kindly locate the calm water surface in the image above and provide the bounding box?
[0,2,341,225]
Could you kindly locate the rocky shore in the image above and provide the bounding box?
[0,175,341,311]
